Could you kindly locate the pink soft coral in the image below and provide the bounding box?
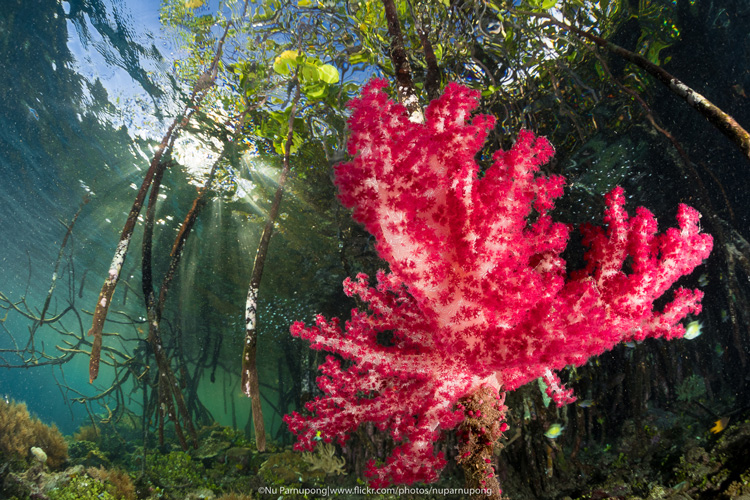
[284,80,713,490]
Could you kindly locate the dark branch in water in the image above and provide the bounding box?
[518,9,750,164]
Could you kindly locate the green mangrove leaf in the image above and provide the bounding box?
[274,131,303,155]
[433,44,443,62]
[349,50,370,64]
[303,82,328,99]
[317,64,339,84]
[273,50,300,75]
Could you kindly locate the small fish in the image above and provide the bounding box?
[544,423,564,439]
[721,309,729,323]
[698,273,709,287]
[624,341,636,348]
[732,84,747,99]
[710,417,729,434]
[28,106,39,121]
[684,320,703,340]
[672,481,689,492]
[313,430,323,442]
[577,399,596,408]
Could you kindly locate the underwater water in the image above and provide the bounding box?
[2,0,750,499]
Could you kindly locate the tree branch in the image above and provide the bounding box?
[519,10,750,163]
[381,0,423,122]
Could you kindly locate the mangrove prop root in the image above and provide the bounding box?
[240,76,300,452]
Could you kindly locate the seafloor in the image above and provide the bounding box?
[1,401,749,500]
